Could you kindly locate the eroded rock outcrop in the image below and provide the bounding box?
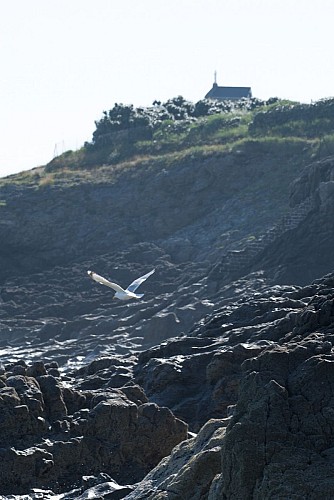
[0,360,187,495]
[127,274,334,499]
[126,418,228,500]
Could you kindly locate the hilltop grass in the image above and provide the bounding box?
[2,97,333,189]
[0,135,317,191]
[51,99,324,172]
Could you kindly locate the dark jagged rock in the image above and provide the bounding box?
[125,418,228,500]
[126,274,334,499]
[0,360,187,495]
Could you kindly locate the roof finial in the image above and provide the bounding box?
[214,70,217,84]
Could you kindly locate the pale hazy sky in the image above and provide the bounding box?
[1,0,333,178]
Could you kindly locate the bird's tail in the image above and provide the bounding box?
[134,293,144,299]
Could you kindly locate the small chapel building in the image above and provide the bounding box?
[205,73,252,101]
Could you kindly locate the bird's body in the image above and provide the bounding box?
[87,269,155,300]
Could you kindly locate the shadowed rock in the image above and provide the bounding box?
[0,360,187,495]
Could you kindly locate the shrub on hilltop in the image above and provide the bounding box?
[44,95,334,175]
[249,97,334,138]
[85,96,269,152]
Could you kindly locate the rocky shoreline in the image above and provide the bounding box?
[1,259,334,498]
[1,153,334,498]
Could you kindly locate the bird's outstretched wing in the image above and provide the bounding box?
[87,271,125,293]
[126,269,155,293]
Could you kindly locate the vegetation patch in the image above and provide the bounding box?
[4,95,334,189]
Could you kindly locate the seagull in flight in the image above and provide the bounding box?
[87,269,155,300]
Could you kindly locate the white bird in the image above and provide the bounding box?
[87,269,155,300]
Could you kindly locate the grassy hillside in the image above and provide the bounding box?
[2,96,334,191]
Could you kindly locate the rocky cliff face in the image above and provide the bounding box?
[250,156,334,284]
[0,141,308,282]
[0,150,334,498]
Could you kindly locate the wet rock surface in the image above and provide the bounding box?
[1,155,334,497]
